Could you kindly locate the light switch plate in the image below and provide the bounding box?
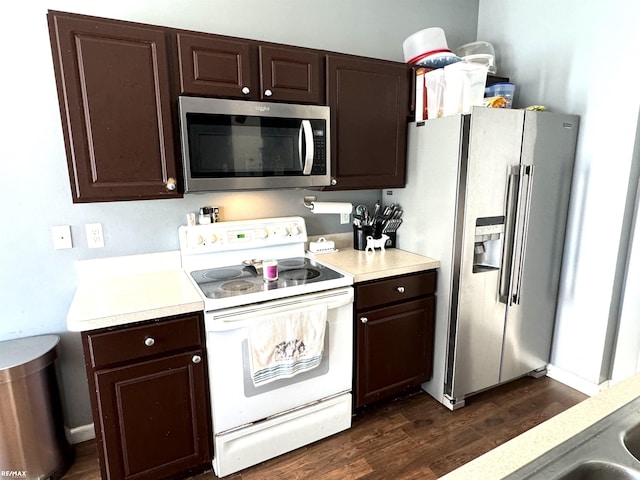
[340,212,350,224]
[51,225,73,250]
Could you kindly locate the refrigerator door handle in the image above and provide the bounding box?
[499,165,523,305]
[513,165,535,304]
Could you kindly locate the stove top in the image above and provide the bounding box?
[190,257,345,300]
[179,216,353,311]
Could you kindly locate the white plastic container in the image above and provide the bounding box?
[403,27,449,64]
[455,41,497,74]
[425,68,446,119]
[443,61,488,116]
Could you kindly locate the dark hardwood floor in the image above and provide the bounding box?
[62,376,586,480]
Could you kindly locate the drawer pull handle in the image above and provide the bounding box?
[144,337,155,347]
[192,355,202,364]
[360,317,368,324]
[242,86,251,95]
[397,286,406,294]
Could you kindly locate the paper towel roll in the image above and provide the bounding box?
[310,202,353,214]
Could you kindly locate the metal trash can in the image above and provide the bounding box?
[0,335,74,480]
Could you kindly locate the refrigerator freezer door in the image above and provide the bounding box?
[386,114,467,404]
[500,111,579,382]
[447,107,527,400]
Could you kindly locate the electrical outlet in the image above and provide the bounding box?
[86,223,104,248]
[51,225,73,249]
[340,212,351,224]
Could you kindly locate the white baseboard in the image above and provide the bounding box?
[546,364,606,397]
[65,423,95,444]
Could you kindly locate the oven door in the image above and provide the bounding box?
[205,287,353,434]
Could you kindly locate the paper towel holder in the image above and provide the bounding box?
[303,195,317,209]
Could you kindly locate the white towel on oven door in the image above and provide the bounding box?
[248,304,328,387]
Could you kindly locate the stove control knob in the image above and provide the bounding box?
[288,224,301,236]
[209,234,218,244]
[258,228,269,239]
[188,234,205,248]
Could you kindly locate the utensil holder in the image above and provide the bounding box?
[353,225,373,251]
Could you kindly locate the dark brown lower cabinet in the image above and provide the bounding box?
[354,270,436,408]
[81,313,211,480]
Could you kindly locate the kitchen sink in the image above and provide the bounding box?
[506,396,640,480]
[555,461,640,480]
[625,423,640,460]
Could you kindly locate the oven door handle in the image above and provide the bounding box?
[206,289,353,332]
[299,120,314,175]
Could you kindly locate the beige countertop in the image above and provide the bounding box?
[66,252,203,332]
[67,269,204,332]
[440,372,640,479]
[311,248,440,283]
[67,243,439,332]
[307,233,440,282]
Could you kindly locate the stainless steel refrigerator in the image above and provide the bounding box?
[387,107,579,409]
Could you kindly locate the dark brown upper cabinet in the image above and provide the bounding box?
[326,54,411,190]
[47,11,181,203]
[177,33,324,104]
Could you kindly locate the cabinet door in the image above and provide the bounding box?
[259,45,324,104]
[355,297,434,408]
[177,32,258,99]
[326,55,411,190]
[47,12,180,202]
[94,350,211,480]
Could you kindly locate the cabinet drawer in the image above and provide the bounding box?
[86,314,203,369]
[356,270,436,310]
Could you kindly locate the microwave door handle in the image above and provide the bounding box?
[299,120,314,175]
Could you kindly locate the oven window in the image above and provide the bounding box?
[187,113,311,178]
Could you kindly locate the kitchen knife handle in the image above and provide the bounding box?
[299,120,314,175]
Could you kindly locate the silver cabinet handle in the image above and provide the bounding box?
[331,178,337,186]
[166,177,176,191]
[397,286,405,293]
[360,317,368,324]
[241,86,250,95]
[192,355,202,364]
[144,337,155,347]
[264,89,273,97]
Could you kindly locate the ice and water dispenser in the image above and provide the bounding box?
[472,216,505,273]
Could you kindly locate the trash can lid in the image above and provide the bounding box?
[0,335,60,384]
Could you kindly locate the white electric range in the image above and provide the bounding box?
[179,216,354,477]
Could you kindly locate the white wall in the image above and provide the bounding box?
[0,0,479,429]
[478,0,640,392]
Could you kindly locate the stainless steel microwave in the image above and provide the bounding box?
[178,96,331,192]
